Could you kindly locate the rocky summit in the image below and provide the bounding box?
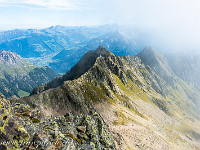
[0,92,115,149]
[1,46,200,150]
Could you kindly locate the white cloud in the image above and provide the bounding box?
[0,0,89,10]
[102,0,200,52]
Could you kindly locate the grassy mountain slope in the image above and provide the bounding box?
[0,50,58,98]
[22,46,200,149]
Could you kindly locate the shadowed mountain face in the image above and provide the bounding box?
[21,46,200,149]
[0,50,58,98]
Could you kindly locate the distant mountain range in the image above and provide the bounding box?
[0,50,58,98]
[50,30,148,73]
[1,25,200,96]
[0,25,149,73]
[0,25,118,62]
[0,25,200,93]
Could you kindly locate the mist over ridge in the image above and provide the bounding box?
[1,0,200,54]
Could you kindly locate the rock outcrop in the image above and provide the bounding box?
[0,92,115,149]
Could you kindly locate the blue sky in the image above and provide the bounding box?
[0,0,199,31]
[0,0,200,50]
[0,0,111,30]
[0,0,200,52]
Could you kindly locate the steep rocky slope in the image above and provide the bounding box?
[0,50,58,98]
[0,92,115,149]
[22,46,200,149]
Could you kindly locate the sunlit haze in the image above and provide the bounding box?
[0,0,200,52]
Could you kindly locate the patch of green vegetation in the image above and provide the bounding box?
[32,118,41,123]
[18,90,30,98]
[112,73,151,103]
[113,110,129,125]
[81,80,108,103]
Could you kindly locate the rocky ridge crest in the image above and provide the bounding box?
[21,46,200,149]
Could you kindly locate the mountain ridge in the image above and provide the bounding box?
[50,30,146,73]
[0,50,58,98]
[21,46,200,149]
[31,45,112,95]
[0,25,118,58]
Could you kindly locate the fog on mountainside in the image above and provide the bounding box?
[105,0,200,55]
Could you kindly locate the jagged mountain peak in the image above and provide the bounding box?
[31,46,114,95]
[23,46,200,150]
[0,50,36,75]
[31,45,174,96]
[137,46,168,66]
[94,45,111,54]
[0,50,23,64]
[138,46,156,57]
[62,45,112,80]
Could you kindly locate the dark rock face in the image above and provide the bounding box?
[0,145,7,150]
